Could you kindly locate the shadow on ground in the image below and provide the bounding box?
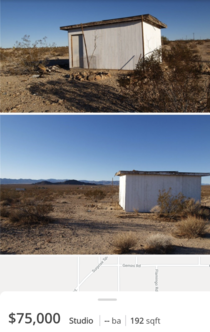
[28,78,137,112]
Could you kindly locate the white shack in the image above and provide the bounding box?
[60,14,167,70]
[115,170,210,212]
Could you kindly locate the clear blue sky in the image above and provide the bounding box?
[1,115,210,183]
[1,0,210,48]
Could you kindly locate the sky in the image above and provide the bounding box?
[1,114,210,183]
[1,0,210,48]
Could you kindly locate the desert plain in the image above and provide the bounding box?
[0,184,210,255]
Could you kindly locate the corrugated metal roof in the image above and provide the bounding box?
[60,14,167,31]
[115,171,210,177]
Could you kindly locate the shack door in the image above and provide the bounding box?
[72,34,83,68]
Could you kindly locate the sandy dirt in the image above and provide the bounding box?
[1,40,210,113]
[0,58,136,113]
[1,185,210,255]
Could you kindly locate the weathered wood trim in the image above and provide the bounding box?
[141,15,145,61]
[71,35,73,68]
[60,14,167,31]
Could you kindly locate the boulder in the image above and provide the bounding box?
[87,74,96,81]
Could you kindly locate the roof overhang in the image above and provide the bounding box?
[60,14,167,31]
[115,171,210,177]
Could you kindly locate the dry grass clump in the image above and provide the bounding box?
[0,207,10,218]
[84,189,106,201]
[145,234,173,254]
[112,232,137,254]
[173,216,209,239]
[0,190,20,205]
[9,200,54,226]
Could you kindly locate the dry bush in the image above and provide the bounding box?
[4,35,56,75]
[157,188,203,220]
[0,190,20,205]
[0,207,10,218]
[118,43,210,112]
[173,216,209,238]
[133,208,139,215]
[84,189,106,201]
[112,232,137,254]
[161,36,170,45]
[145,234,173,254]
[52,46,68,56]
[9,199,54,226]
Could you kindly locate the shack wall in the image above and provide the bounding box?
[68,21,145,70]
[119,176,126,209]
[143,21,161,57]
[120,175,201,212]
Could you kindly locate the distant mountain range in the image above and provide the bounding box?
[34,180,97,186]
[0,178,119,185]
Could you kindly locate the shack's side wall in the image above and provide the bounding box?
[143,21,161,57]
[124,175,201,212]
[119,176,126,209]
[68,21,144,70]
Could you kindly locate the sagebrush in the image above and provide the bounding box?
[145,233,173,254]
[173,216,209,238]
[157,188,203,219]
[118,43,210,112]
[112,232,137,254]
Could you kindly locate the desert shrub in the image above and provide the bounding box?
[84,189,106,200]
[112,232,137,254]
[145,234,173,254]
[173,216,209,238]
[0,207,10,218]
[157,188,203,219]
[52,46,68,56]
[0,190,20,205]
[161,36,170,45]
[118,43,210,112]
[9,200,54,225]
[4,35,56,75]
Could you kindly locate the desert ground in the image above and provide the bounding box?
[0,184,210,255]
[1,39,210,113]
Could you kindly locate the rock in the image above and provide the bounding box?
[31,75,40,78]
[87,74,95,81]
[95,75,102,80]
[58,99,63,104]
[63,74,70,78]
[43,100,51,105]
[76,75,82,80]
[80,71,88,78]
[38,64,47,72]
[27,85,31,88]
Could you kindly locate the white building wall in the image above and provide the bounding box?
[119,176,126,209]
[143,21,161,57]
[120,175,201,212]
[68,21,145,70]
